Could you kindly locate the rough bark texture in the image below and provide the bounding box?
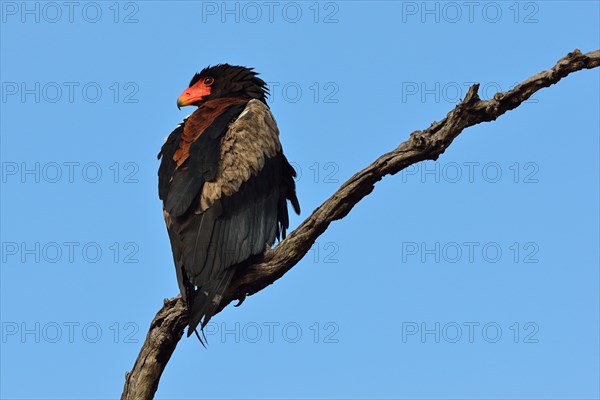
[121,297,187,399]
[121,49,600,400]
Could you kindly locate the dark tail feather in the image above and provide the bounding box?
[193,329,207,348]
[186,267,237,342]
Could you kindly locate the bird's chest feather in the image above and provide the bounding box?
[173,97,248,168]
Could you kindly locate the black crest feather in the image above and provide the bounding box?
[188,64,269,104]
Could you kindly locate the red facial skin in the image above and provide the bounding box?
[177,79,213,108]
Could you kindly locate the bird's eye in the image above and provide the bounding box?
[203,77,214,86]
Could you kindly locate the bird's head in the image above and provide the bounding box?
[177,64,268,108]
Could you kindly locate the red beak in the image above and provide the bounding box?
[177,85,211,108]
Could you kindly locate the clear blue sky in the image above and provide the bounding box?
[1,1,599,399]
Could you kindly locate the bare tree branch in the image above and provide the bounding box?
[121,297,187,399]
[121,48,600,400]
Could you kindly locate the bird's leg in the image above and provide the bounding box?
[234,293,247,307]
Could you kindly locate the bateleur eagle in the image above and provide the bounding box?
[158,64,300,340]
